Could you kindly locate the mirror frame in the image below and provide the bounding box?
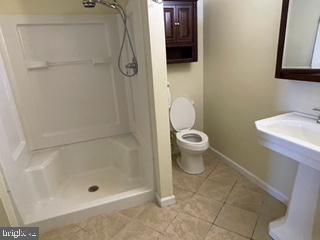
[276,0,320,82]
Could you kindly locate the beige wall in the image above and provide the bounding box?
[168,0,204,131]
[0,0,128,15]
[203,0,320,198]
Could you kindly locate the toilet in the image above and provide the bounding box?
[170,97,209,174]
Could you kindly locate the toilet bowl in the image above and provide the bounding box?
[170,97,209,174]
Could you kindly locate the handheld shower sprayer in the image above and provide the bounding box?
[82,0,138,77]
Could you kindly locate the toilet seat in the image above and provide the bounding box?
[176,129,209,151]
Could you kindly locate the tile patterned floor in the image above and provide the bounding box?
[41,151,286,240]
[0,198,10,226]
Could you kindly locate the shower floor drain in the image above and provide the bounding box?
[88,185,99,192]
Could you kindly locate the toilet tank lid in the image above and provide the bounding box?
[170,97,196,131]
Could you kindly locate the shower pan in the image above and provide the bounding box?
[0,0,155,232]
[25,135,147,224]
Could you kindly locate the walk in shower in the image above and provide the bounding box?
[0,0,154,231]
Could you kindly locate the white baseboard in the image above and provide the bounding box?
[209,147,289,205]
[156,193,176,208]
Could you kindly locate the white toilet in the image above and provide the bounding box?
[170,97,209,174]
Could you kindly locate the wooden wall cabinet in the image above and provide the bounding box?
[163,0,198,64]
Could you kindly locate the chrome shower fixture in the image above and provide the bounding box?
[83,0,118,9]
[82,0,138,77]
[82,0,96,8]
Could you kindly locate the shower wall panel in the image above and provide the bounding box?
[0,49,34,223]
[0,16,130,150]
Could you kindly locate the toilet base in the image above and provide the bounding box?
[176,151,205,175]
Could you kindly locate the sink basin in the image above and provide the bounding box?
[256,112,320,171]
[255,112,320,240]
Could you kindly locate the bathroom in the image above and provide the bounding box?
[0,0,319,239]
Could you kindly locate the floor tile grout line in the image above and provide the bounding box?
[135,203,180,236]
[202,222,214,240]
[202,157,220,180]
[111,220,131,239]
[201,162,235,239]
[211,179,258,239]
[250,214,260,240]
[211,224,252,239]
[212,178,237,223]
[212,198,226,225]
[130,215,169,236]
[249,193,274,240]
[191,158,226,240]
[159,211,179,236]
[220,180,261,239]
[176,195,221,225]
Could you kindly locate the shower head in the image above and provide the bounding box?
[83,0,96,8]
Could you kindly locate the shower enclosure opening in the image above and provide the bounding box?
[0,0,154,232]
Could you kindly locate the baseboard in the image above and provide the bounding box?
[209,147,289,205]
[155,193,176,208]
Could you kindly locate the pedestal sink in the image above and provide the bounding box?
[255,112,320,240]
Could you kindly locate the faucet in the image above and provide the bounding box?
[313,108,320,123]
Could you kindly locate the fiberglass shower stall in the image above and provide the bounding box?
[0,0,156,231]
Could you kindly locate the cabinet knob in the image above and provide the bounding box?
[174,22,180,26]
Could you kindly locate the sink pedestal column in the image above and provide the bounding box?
[269,163,320,240]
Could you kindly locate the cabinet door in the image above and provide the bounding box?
[164,6,176,44]
[176,4,193,43]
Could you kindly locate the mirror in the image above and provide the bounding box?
[276,0,320,81]
[312,22,320,68]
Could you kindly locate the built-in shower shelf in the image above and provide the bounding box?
[25,57,112,70]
